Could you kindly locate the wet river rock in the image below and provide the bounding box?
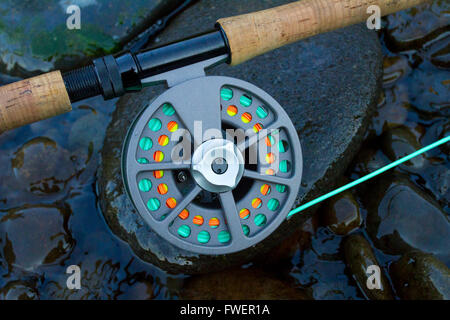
[97,0,382,273]
[364,173,450,261]
[0,204,74,272]
[390,251,450,300]
[381,125,425,169]
[321,191,362,236]
[0,280,39,300]
[383,1,449,68]
[343,234,394,300]
[11,137,76,195]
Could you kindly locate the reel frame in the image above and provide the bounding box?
[122,56,303,255]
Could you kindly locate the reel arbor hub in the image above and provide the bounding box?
[191,139,244,193]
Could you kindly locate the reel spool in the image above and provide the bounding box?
[122,56,303,255]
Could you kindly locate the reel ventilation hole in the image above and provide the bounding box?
[123,76,302,255]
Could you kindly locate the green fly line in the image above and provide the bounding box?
[287,135,450,219]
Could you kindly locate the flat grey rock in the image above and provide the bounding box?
[97,0,382,274]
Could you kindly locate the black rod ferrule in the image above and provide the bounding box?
[132,30,229,80]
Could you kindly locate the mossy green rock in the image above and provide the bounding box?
[0,0,183,78]
[390,251,450,300]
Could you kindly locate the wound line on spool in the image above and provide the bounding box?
[287,136,450,219]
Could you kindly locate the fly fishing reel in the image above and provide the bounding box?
[122,55,302,255]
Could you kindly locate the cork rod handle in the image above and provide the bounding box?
[0,71,71,133]
[217,0,426,65]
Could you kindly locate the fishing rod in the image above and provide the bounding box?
[1,0,442,256]
[0,0,425,133]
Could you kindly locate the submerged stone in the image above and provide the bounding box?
[0,204,74,271]
[390,251,450,300]
[0,280,39,300]
[11,137,76,195]
[98,0,382,273]
[0,0,184,78]
[68,109,108,154]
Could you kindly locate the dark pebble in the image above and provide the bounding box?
[321,191,361,236]
[343,234,394,300]
[381,125,426,169]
